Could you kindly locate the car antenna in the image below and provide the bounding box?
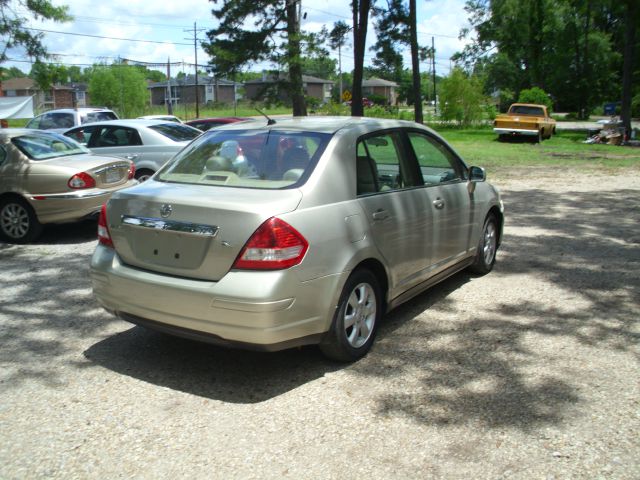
[255,108,276,126]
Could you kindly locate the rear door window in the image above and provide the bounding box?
[91,126,142,147]
[356,131,419,195]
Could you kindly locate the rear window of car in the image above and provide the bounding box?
[148,123,202,142]
[82,111,118,124]
[509,105,545,116]
[12,133,89,160]
[156,129,331,189]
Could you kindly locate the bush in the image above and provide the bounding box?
[367,94,387,106]
[518,87,553,112]
[438,68,485,126]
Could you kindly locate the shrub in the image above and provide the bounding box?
[438,68,485,126]
[518,87,553,112]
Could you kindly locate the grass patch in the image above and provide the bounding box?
[432,127,639,176]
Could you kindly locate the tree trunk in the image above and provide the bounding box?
[409,0,422,123]
[351,0,371,117]
[286,0,307,116]
[621,0,637,138]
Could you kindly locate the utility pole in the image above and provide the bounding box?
[167,57,173,115]
[432,37,437,115]
[184,22,206,118]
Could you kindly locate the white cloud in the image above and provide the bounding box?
[5,0,472,76]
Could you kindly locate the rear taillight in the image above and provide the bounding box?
[128,163,136,179]
[233,217,308,270]
[68,172,96,189]
[98,204,113,248]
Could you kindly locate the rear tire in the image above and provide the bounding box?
[0,197,43,244]
[468,213,498,275]
[320,269,381,362]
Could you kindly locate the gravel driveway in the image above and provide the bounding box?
[1,168,638,479]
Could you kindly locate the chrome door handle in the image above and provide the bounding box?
[432,198,445,209]
[372,209,389,221]
[125,154,139,160]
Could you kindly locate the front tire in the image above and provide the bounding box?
[0,197,43,243]
[320,269,381,362]
[468,213,498,275]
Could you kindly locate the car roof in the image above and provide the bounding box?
[216,115,435,135]
[37,107,115,114]
[67,119,180,129]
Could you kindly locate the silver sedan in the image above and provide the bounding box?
[64,119,202,181]
[91,117,504,361]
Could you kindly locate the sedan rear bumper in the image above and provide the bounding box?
[90,244,342,349]
[29,180,137,224]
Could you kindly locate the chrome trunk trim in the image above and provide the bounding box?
[121,215,219,237]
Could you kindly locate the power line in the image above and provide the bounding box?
[23,27,193,46]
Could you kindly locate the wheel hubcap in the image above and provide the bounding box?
[343,283,376,348]
[483,222,497,266]
[1,203,30,239]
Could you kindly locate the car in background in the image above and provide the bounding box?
[91,116,503,362]
[64,119,202,182]
[137,115,183,123]
[25,108,118,132]
[185,117,250,132]
[0,129,136,243]
[493,103,556,142]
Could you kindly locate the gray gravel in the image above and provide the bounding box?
[1,168,638,479]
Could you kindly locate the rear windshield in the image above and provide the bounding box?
[156,129,331,189]
[148,123,202,142]
[12,133,89,160]
[82,111,118,124]
[509,105,545,116]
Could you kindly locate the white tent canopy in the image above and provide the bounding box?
[0,96,35,119]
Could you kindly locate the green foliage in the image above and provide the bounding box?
[367,94,388,105]
[632,94,640,118]
[518,87,553,112]
[438,68,486,126]
[1,0,72,64]
[484,103,497,121]
[88,65,148,118]
[1,66,27,80]
[300,56,337,80]
[458,0,626,117]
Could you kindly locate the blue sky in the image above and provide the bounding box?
[6,0,472,78]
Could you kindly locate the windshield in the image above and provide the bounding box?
[82,111,117,124]
[156,129,331,189]
[12,133,89,160]
[148,123,202,142]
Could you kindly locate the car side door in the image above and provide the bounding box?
[87,126,144,163]
[355,130,433,298]
[406,130,473,270]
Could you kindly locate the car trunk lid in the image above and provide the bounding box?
[105,180,303,281]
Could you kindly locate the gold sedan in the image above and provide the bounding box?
[0,129,137,243]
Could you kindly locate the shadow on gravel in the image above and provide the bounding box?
[0,233,112,389]
[83,328,340,404]
[348,187,639,430]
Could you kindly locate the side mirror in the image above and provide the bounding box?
[469,166,486,182]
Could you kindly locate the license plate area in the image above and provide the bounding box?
[106,168,121,183]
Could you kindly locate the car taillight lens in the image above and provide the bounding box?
[98,204,113,248]
[128,163,136,179]
[233,217,308,270]
[68,172,96,189]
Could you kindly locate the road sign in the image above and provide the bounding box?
[342,90,352,102]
